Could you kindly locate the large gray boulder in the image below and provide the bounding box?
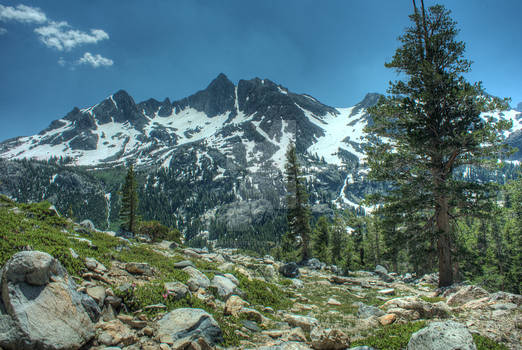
[407,321,476,350]
[0,251,100,350]
[183,266,210,291]
[156,308,223,346]
[210,275,238,300]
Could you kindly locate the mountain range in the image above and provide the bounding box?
[0,73,520,248]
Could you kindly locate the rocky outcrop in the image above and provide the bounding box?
[0,251,100,350]
[156,308,223,346]
[407,321,477,350]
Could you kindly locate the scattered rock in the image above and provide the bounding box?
[407,320,476,350]
[210,275,238,299]
[242,320,262,332]
[327,298,342,306]
[446,285,489,306]
[164,281,190,300]
[125,262,153,276]
[291,278,304,289]
[381,296,450,319]
[310,327,350,350]
[173,260,195,269]
[377,288,395,296]
[255,342,313,350]
[224,295,249,316]
[0,251,100,350]
[375,265,388,275]
[239,307,264,323]
[156,308,223,346]
[279,262,300,278]
[356,303,385,318]
[80,219,96,230]
[183,266,211,292]
[306,258,326,270]
[224,273,239,285]
[283,314,319,332]
[287,327,307,342]
[86,285,106,307]
[378,313,397,325]
[96,319,138,346]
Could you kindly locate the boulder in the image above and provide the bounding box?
[375,265,393,283]
[378,313,397,325]
[224,273,239,285]
[224,295,249,316]
[381,296,450,319]
[183,266,211,292]
[156,308,223,346]
[86,285,107,307]
[375,265,388,275]
[164,281,190,300]
[96,319,138,346]
[85,257,108,274]
[173,260,195,269]
[80,219,96,230]
[210,275,237,299]
[407,321,476,350]
[125,262,153,276]
[356,303,384,318]
[307,258,326,270]
[283,314,319,332]
[0,251,100,350]
[310,327,350,349]
[327,298,341,306]
[279,262,300,278]
[446,285,489,306]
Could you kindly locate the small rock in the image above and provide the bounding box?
[224,295,249,316]
[310,327,350,350]
[327,298,342,306]
[377,288,395,296]
[173,260,195,269]
[241,320,261,332]
[378,313,396,325]
[69,248,79,259]
[287,327,307,342]
[283,314,319,332]
[291,278,304,289]
[96,319,138,346]
[87,285,107,307]
[239,307,263,323]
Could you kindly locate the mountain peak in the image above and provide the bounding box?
[516,102,522,112]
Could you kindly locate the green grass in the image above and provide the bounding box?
[419,295,446,303]
[473,334,509,350]
[351,321,427,350]
[236,271,293,310]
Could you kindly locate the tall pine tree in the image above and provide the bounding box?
[120,164,139,233]
[284,143,312,262]
[365,2,511,287]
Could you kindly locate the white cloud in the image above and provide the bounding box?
[0,4,47,23]
[76,52,113,68]
[57,57,66,66]
[35,21,109,51]
[0,27,7,35]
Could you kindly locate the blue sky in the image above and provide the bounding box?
[0,0,521,142]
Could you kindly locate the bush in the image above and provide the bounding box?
[135,220,181,243]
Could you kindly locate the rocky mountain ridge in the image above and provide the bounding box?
[0,75,520,244]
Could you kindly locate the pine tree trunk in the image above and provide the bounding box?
[437,195,454,287]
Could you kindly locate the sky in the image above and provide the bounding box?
[0,0,521,142]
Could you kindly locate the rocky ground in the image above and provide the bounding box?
[0,199,520,350]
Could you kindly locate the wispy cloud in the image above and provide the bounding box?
[0,27,7,35]
[0,4,46,24]
[76,52,114,68]
[35,21,109,51]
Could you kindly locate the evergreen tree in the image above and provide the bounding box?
[365,2,511,287]
[120,164,139,232]
[284,143,312,262]
[329,215,347,267]
[312,216,330,263]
